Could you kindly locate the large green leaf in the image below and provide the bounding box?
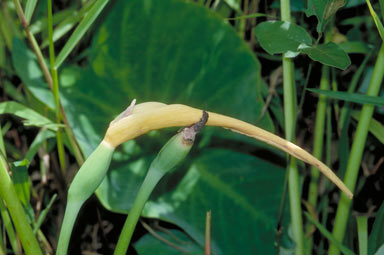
[56,0,275,156]
[13,0,283,253]
[12,1,276,156]
[98,149,286,254]
[254,21,312,56]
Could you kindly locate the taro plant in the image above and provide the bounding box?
[0,0,383,254]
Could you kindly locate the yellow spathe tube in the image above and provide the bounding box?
[103,102,353,199]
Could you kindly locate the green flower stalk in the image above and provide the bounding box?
[114,111,208,255]
[56,142,114,255]
[57,100,137,255]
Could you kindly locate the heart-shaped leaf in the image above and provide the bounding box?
[254,21,312,55]
[299,42,351,70]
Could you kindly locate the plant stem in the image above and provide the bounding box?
[283,55,304,255]
[0,155,42,255]
[57,142,114,255]
[56,201,82,255]
[48,0,66,173]
[305,65,329,253]
[13,0,52,89]
[329,44,384,254]
[205,210,211,255]
[114,169,164,255]
[280,0,304,253]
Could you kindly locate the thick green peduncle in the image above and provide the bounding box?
[57,142,114,255]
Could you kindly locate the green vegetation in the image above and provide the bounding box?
[0,0,383,254]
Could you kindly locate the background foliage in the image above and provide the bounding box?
[0,0,383,254]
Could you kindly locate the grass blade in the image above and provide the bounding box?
[54,0,109,68]
[366,0,384,41]
[38,1,95,48]
[356,215,368,255]
[0,199,20,254]
[304,212,354,255]
[368,196,384,254]
[351,111,384,144]
[0,154,42,255]
[308,89,384,107]
[226,13,268,20]
[33,194,57,234]
[0,101,62,131]
[24,0,38,23]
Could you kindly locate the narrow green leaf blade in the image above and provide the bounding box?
[308,89,384,106]
[369,202,384,254]
[223,0,242,13]
[41,19,78,49]
[29,7,77,35]
[33,194,57,233]
[226,13,267,20]
[25,130,56,162]
[11,160,31,207]
[0,101,62,131]
[24,0,38,23]
[299,42,351,69]
[350,111,384,144]
[366,0,384,41]
[375,245,384,255]
[356,215,368,255]
[54,0,109,68]
[39,2,94,48]
[254,21,312,55]
[304,212,354,255]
